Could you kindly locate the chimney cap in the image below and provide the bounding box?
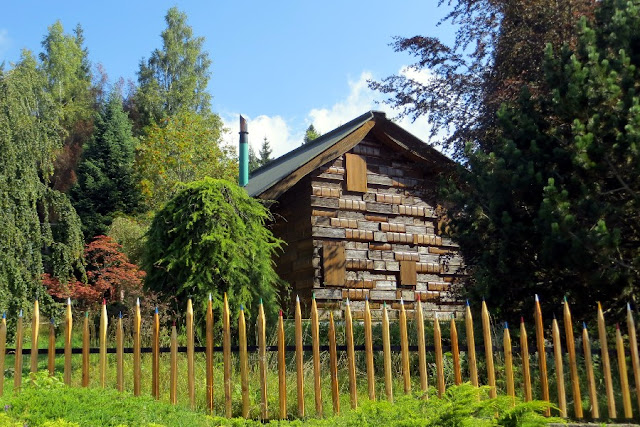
[239,115,248,134]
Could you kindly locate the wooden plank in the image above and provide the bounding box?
[323,242,345,286]
[346,153,368,192]
[399,260,417,286]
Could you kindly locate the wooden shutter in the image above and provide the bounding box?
[323,242,346,286]
[399,260,417,286]
[345,153,367,192]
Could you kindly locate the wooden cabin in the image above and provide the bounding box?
[246,111,465,319]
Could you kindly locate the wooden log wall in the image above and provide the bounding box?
[271,133,465,319]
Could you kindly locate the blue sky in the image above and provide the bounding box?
[2,1,455,157]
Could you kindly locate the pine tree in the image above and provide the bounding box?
[71,92,140,239]
[303,124,321,144]
[258,136,272,167]
[248,145,260,173]
[39,21,95,191]
[133,7,212,130]
[444,0,640,322]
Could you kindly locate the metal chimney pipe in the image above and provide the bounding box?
[239,115,249,187]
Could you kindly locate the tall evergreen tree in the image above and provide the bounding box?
[258,136,272,166]
[303,124,321,144]
[0,51,85,326]
[133,7,212,130]
[444,0,640,322]
[248,145,260,173]
[39,21,95,191]
[71,92,140,239]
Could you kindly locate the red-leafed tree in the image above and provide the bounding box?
[43,235,145,309]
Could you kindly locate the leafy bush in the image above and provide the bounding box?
[143,178,285,329]
[43,235,145,310]
[0,375,561,426]
[107,216,147,266]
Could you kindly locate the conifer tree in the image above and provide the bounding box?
[0,52,84,326]
[258,136,272,166]
[445,0,640,321]
[134,7,212,130]
[71,92,140,239]
[39,21,94,191]
[303,124,321,144]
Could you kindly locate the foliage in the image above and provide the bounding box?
[443,0,640,321]
[370,0,595,158]
[71,92,140,239]
[303,124,321,144]
[107,216,147,266]
[0,374,560,426]
[249,137,274,173]
[248,144,260,173]
[43,235,145,309]
[133,7,212,130]
[0,51,85,328]
[39,21,95,191]
[143,178,284,328]
[135,110,236,210]
[258,136,273,166]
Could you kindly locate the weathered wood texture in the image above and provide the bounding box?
[269,133,464,318]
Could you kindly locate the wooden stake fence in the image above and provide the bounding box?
[5,296,640,422]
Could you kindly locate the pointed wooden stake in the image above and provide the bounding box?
[239,305,249,418]
[311,294,323,416]
[14,311,23,392]
[616,324,633,419]
[382,302,393,402]
[451,318,462,386]
[582,324,599,419]
[328,312,340,415]
[627,304,640,414]
[0,315,6,396]
[30,299,39,376]
[82,312,90,387]
[117,313,123,392]
[416,296,429,394]
[258,300,268,421]
[64,299,72,386]
[170,322,177,405]
[399,298,411,394]
[534,295,550,416]
[563,299,582,418]
[364,298,376,400]
[345,299,357,409]
[520,318,532,402]
[278,310,287,420]
[222,293,232,417]
[48,318,55,376]
[206,294,214,414]
[152,307,160,399]
[503,323,515,406]
[465,302,478,386]
[99,301,108,388]
[552,317,566,417]
[434,316,445,397]
[481,301,496,398]
[597,302,616,419]
[133,298,141,396]
[295,296,305,417]
[187,299,195,409]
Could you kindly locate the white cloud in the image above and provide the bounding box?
[308,69,435,146]
[221,113,301,158]
[0,29,10,57]
[222,66,440,162]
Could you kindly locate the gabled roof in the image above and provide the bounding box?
[246,110,453,200]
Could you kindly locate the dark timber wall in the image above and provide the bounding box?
[270,132,464,320]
